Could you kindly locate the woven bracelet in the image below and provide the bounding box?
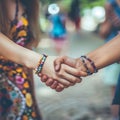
[80,57,92,75]
[81,56,98,73]
[35,54,48,75]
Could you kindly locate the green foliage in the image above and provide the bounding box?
[81,0,106,9]
[40,0,106,12]
[40,0,61,4]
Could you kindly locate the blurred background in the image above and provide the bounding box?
[34,0,114,120]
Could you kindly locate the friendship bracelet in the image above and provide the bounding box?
[80,57,92,75]
[35,54,48,75]
[81,56,98,73]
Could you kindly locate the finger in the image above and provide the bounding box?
[55,83,65,92]
[46,78,54,86]
[77,78,82,83]
[40,75,48,82]
[55,85,64,92]
[54,56,76,72]
[56,81,75,92]
[56,78,72,87]
[50,81,58,89]
[58,83,69,88]
[64,57,76,67]
[64,65,87,77]
[54,57,64,71]
[57,70,81,84]
[58,83,65,88]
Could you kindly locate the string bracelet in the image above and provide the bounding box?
[80,57,92,75]
[35,54,48,75]
[81,55,98,73]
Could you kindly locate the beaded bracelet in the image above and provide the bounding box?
[81,55,98,73]
[35,54,48,75]
[80,57,92,75]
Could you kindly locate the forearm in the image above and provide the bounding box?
[87,34,120,70]
[0,33,42,69]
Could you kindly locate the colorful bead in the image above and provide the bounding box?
[81,56,98,73]
[35,54,48,75]
[80,56,92,75]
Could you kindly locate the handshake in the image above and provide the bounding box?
[37,55,98,92]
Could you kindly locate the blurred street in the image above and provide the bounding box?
[34,30,113,120]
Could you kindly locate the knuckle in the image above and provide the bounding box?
[53,76,58,80]
[76,71,81,76]
[59,85,64,89]
[72,78,77,83]
[66,82,71,86]
[41,79,46,82]
[46,82,50,86]
[58,71,64,77]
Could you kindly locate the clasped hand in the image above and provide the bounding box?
[39,56,91,92]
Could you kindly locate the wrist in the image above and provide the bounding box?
[41,56,57,74]
[86,53,101,70]
[24,51,43,69]
[79,55,98,75]
[35,54,48,75]
[76,58,87,72]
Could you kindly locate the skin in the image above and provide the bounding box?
[0,0,82,88]
[0,32,82,87]
[41,34,120,91]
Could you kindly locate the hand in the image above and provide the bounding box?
[54,56,88,76]
[39,73,65,92]
[41,56,82,88]
[39,56,89,92]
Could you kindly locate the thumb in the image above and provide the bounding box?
[54,57,64,72]
[64,57,76,67]
[55,63,61,71]
[54,56,76,72]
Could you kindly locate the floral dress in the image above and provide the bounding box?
[0,1,42,120]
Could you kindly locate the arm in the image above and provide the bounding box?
[0,32,41,69]
[0,33,81,87]
[86,34,120,69]
[42,34,120,92]
[55,34,120,72]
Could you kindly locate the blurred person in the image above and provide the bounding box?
[0,0,82,119]
[101,0,120,119]
[99,0,120,118]
[47,4,68,55]
[68,0,81,31]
